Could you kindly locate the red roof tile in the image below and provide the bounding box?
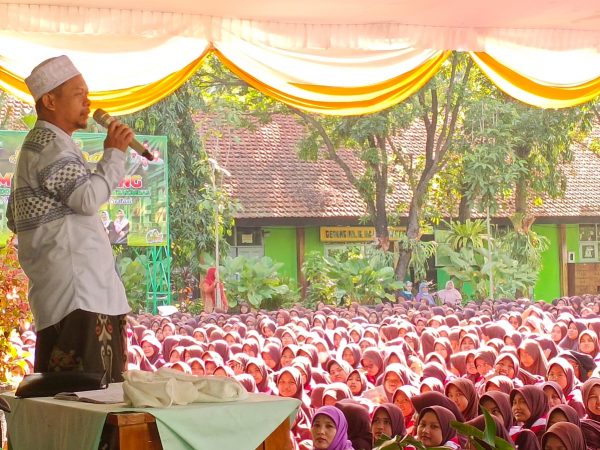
[202,114,600,221]
[200,114,418,219]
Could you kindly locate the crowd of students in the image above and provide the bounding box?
[9,294,600,449]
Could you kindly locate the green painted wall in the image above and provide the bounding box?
[565,224,580,262]
[304,226,324,256]
[533,224,561,301]
[264,227,298,284]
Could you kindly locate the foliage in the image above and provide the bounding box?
[193,52,476,280]
[177,296,204,315]
[451,409,514,450]
[437,221,544,299]
[0,237,32,383]
[394,234,438,281]
[445,83,596,223]
[442,219,488,250]
[116,253,148,314]
[303,247,404,306]
[208,255,293,309]
[500,215,550,270]
[121,71,240,293]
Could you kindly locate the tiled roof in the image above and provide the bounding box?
[530,126,600,218]
[202,114,600,221]
[200,114,417,219]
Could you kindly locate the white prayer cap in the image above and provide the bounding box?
[25,55,81,102]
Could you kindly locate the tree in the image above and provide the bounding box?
[444,83,597,230]
[121,77,239,291]
[191,53,475,282]
[392,53,473,280]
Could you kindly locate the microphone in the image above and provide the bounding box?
[93,108,154,161]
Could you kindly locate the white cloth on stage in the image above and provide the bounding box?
[123,368,249,408]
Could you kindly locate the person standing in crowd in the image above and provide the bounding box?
[201,267,229,313]
[7,55,132,381]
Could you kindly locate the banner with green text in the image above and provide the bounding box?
[0,131,168,247]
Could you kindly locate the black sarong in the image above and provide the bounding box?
[34,309,127,383]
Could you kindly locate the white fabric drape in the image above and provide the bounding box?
[481,41,600,87]
[0,30,208,92]
[216,38,443,95]
[0,2,598,112]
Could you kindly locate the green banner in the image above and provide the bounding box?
[0,131,168,247]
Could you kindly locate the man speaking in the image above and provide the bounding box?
[7,56,132,382]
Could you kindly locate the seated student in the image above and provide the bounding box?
[479,391,514,432]
[411,391,465,424]
[560,350,596,383]
[515,429,541,450]
[541,381,567,411]
[415,406,460,449]
[360,348,384,385]
[393,386,419,434]
[542,422,586,450]
[518,339,549,377]
[546,357,585,417]
[346,369,368,397]
[485,375,514,395]
[335,400,373,450]
[371,404,406,445]
[545,404,580,430]
[582,377,600,421]
[510,385,549,442]
[578,330,600,362]
[445,378,480,421]
[310,405,354,450]
[381,363,409,402]
[245,358,274,394]
[276,367,312,443]
[581,378,600,449]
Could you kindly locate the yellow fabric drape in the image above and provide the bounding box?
[215,49,451,115]
[470,52,600,109]
[89,51,209,115]
[0,51,209,115]
[0,65,33,105]
[2,48,599,117]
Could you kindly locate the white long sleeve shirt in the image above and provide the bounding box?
[7,120,131,330]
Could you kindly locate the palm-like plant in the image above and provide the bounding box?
[442,219,489,250]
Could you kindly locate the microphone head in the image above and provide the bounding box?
[93,108,111,128]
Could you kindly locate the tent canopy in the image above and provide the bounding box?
[0,0,599,114]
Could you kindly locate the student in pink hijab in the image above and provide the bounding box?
[310,406,354,450]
